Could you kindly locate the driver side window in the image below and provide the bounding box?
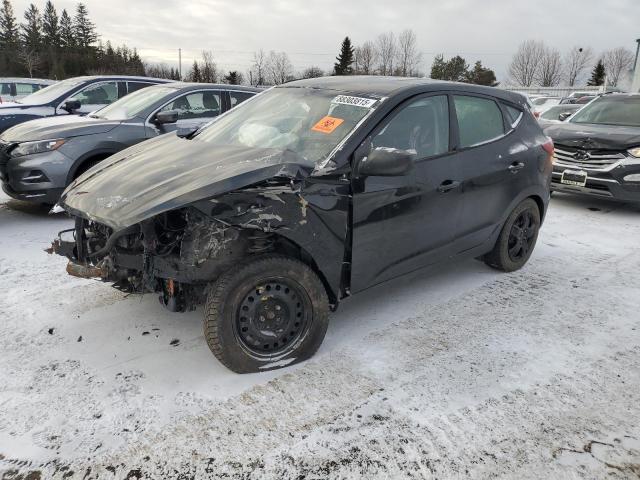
[372,95,449,160]
[69,82,119,106]
[159,91,221,120]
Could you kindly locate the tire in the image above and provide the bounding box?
[204,255,330,373]
[73,158,104,180]
[483,198,541,272]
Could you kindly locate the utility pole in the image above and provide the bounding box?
[632,39,640,93]
[179,48,182,80]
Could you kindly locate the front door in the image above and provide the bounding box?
[351,94,464,293]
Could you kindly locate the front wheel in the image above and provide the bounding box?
[484,198,541,272]
[204,255,329,373]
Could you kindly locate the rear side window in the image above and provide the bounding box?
[128,82,154,94]
[15,83,39,95]
[229,91,254,108]
[454,95,504,148]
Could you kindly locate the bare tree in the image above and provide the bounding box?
[354,40,377,75]
[603,47,634,87]
[200,50,218,83]
[19,47,40,78]
[564,46,594,86]
[396,29,422,77]
[266,51,293,85]
[375,32,396,76]
[248,49,267,86]
[536,46,563,87]
[508,40,545,87]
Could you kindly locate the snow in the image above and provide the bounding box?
[1,190,639,479]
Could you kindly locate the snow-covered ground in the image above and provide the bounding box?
[1,189,639,479]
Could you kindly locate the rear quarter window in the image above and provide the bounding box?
[454,95,505,148]
[502,104,523,128]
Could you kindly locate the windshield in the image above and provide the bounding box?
[194,87,378,165]
[570,96,640,127]
[92,86,175,120]
[18,78,83,105]
[541,105,578,120]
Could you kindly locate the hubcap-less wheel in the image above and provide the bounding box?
[507,210,536,261]
[235,278,310,357]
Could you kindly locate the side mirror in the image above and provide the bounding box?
[62,100,81,113]
[154,110,179,125]
[558,112,572,121]
[359,147,415,177]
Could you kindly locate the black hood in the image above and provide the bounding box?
[0,115,121,142]
[60,133,311,230]
[544,122,640,150]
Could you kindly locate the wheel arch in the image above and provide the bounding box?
[66,149,119,184]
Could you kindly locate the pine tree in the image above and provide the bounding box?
[333,36,354,75]
[42,0,58,47]
[0,0,20,75]
[189,60,201,82]
[59,9,74,48]
[0,0,19,46]
[74,3,96,49]
[430,54,446,79]
[465,61,498,86]
[20,3,41,49]
[587,60,606,86]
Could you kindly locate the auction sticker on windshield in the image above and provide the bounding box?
[331,95,377,108]
[312,116,344,134]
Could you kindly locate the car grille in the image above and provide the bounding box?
[554,144,626,171]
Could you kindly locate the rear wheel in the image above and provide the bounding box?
[204,255,329,373]
[484,198,541,272]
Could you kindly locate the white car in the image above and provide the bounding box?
[0,78,56,103]
[531,96,561,118]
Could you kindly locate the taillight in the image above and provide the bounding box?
[542,137,555,164]
[533,111,540,119]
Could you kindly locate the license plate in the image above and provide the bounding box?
[561,169,588,187]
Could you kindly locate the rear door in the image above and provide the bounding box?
[449,94,530,254]
[351,94,465,292]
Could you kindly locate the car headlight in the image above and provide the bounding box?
[623,174,640,182]
[628,147,640,158]
[10,139,66,158]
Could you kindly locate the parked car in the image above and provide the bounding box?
[537,104,582,128]
[545,93,640,203]
[0,75,173,134]
[560,95,596,105]
[0,83,259,204]
[531,96,561,118]
[0,78,56,103]
[49,77,553,373]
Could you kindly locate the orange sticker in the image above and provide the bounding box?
[311,116,344,134]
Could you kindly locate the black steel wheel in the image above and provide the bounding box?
[484,198,541,272]
[235,278,312,358]
[204,256,329,373]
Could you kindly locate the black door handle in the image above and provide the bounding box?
[437,180,461,193]
[508,162,525,173]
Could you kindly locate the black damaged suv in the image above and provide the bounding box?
[50,77,553,373]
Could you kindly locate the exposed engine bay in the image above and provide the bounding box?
[49,178,333,312]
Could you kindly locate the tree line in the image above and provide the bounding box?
[508,40,635,88]
[0,0,145,78]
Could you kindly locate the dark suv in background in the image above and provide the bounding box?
[0,75,172,133]
[545,93,640,203]
[51,77,553,373]
[0,83,258,204]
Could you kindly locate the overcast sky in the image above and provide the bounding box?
[10,0,640,81]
